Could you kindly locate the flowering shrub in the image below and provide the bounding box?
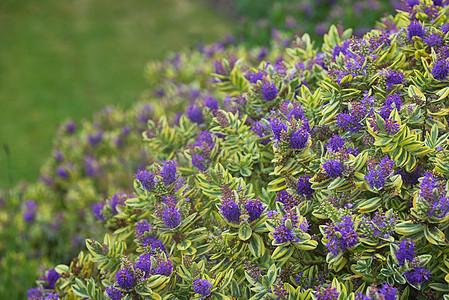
[22,1,449,299]
[0,39,283,298]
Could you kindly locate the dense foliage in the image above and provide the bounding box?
[0,38,283,299]
[12,0,449,299]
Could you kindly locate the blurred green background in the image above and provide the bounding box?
[0,0,234,188]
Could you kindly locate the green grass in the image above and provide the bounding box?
[0,0,234,189]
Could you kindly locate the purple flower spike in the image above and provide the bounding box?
[297,175,314,199]
[405,267,431,285]
[92,202,105,221]
[162,208,181,229]
[408,21,425,41]
[205,96,219,110]
[220,199,241,223]
[161,160,177,185]
[323,160,344,178]
[65,121,76,134]
[136,169,156,192]
[432,60,449,81]
[23,200,38,224]
[261,82,278,101]
[87,131,103,147]
[245,199,263,222]
[397,239,415,266]
[105,286,123,300]
[186,105,204,124]
[116,267,137,291]
[42,268,61,289]
[56,166,69,179]
[135,253,152,277]
[193,279,213,298]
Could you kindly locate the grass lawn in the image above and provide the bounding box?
[0,0,234,189]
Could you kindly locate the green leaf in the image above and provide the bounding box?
[357,197,382,213]
[272,245,294,261]
[248,233,265,258]
[424,226,446,245]
[239,221,252,241]
[396,221,424,235]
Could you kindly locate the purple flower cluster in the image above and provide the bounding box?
[116,266,137,291]
[377,283,398,300]
[87,131,103,147]
[428,196,449,218]
[64,120,76,134]
[273,224,297,244]
[364,157,394,189]
[153,259,173,276]
[290,130,309,149]
[110,193,127,215]
[273,209,307,244]
[336,97,369,133]
[135,253,153,277]
[23,200,38,224]
[245,199,264,222]
[160,160,177,185]
[380,93,402,119]
[297,175,314,200]
[405,0,420,8]
[56,166,69,179]
[333,40,351,58]
[323,160,344,178]
[408,21,425,41]
[193,279,212,298]
[336,113,363,133]
[420,172,437,201]
[186,105,204,124]
[326,135,345,152]
[41,268,60,290]
[134,220,166,252]
[432,59,449,81]
[204,96,219,111]
[193,279,213,298]
[192,154,206,171]
[191,131,215,171]
[425,34,443,48]
[404,267,431,285]
[324,216,358,256]
[397,239,415,266]
[196,131,215,148]
[385,70,404,89]
[92,202,105,221]
[105,286,123,300]
[246,71,265,84]
[261,82,278,101]
[364,169,385,189]
[136,169,156,192]
[220,198,241,223]
[220,185,263,224]
[162,208,181,229]
[27,289,60,300]
[270,118,288,140]
[270,117,310,150]
[276,190,298,209]
[442,23,449,34]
